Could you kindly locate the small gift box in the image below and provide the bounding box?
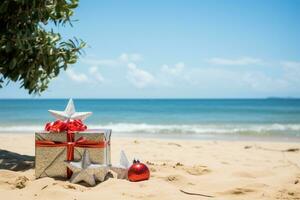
[35,128,111,178]
[35,99,112,179]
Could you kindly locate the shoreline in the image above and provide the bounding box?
[1,132,300,143]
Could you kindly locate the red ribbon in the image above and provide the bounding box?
[35,136,107,160]
[37,120,105,178]
[45,119,87,133]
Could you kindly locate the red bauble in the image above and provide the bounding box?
[128,160,150,182]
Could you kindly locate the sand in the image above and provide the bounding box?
[0,134,300,200]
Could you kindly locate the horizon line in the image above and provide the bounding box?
[0,97,299,100]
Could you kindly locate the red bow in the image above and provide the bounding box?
[45,119,87,133]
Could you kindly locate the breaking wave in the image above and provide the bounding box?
[0,123,300,136]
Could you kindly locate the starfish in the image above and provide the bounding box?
[65,149,109,186]
[48,98,92,121]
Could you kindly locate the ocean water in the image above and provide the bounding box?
[0,99,300,140]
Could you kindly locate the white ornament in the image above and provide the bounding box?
[48,98,92,121]
[65,149,109,186]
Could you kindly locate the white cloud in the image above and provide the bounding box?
[89,66,104,83]
[70,55,300,96]
[185,67,243,87]
[81,58,118,67]
[157,62,193,87]
[243,71,288,91]
[281,61,300,86]
[66,67,105,84]
[161,62,185,76]
[81,53,142,68]
[119,53,142,63]
[66,69,89,83]
[127,63,155,88]
[79,53,144,86]
[207,57,263,66]
[281,61,300,68]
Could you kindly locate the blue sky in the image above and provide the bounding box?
[1,0,300,98]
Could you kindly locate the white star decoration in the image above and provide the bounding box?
[48,98,92,121]
[65,149,109,186]
[110,150,130,179]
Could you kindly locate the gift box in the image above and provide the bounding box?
[35,129,112,179]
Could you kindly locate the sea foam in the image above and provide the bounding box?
[1,123,299,136]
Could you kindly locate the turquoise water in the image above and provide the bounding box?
[0,99,300,139]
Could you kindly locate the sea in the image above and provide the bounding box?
[0,99,300,141]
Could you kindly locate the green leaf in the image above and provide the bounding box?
[9,58,17,69]
[0,1,9,13]
[0,0,86,94]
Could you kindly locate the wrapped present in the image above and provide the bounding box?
[35,99,112,179]
[35,127,111,179]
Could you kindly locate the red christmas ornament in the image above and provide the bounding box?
[128,160,150,182]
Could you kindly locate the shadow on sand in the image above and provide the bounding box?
[0,149,34,171]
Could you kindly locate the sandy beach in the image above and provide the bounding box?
[1,0,300,199]
[0,134,299,200]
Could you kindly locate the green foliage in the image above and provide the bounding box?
[0,0,85,94]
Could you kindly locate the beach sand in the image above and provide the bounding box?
[0,134,300,200]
